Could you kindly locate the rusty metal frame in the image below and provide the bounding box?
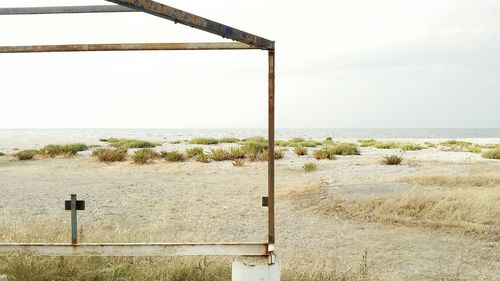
[0,1,276,258]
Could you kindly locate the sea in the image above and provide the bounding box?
[1,128,500,151]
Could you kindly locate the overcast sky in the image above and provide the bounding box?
[0,0,499,129]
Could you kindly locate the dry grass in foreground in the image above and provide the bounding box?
[286,173,500,241]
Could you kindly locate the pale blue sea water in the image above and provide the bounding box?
[1,128,499,151]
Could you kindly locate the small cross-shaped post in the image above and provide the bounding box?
[65,194,85,245]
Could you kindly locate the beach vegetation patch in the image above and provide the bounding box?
[132,149,158,164]
[14,150,38,161]
[373,141,398,149]
[358,139,377,147]
[242,136,267,144]
[195,152,210,163]
[400,143,424,151]
[293,146,308,156]
[185,147,204,158]
[241,142,268,155]
[92,148,128,162]
[381,155,403,165]
[313,149,336,160]
[104,138,160,149]
[0,152,5,156]
[424,142,437,148]
[228,147,246,160]
[189,138,219,145]
[210,148,230,161]
[38,143,88,157]
[219,137,240,143]
[467,145,482,153]
[482,149,500,160]
[303,162,318,172]
[326,143,360,156]
[161,150,186,162]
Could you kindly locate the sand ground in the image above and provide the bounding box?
[0,141,499,280]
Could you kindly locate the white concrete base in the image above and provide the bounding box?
[232,256,280,281]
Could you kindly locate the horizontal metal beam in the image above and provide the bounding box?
[107,0,275,50]
[0,42,258,53]
[0,243,269,257]
[0,5,136,15]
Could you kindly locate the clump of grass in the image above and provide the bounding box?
[219,137,240,143]
[14,150,38,160]
[132,148,158,164]
[440,140,472,148]
[293,146,308,156]
[169,140,182,144]
[323,137,335,145]
[0,152,5,156]
[241,142,268,155]
[189,138,219,145]
[424,142,437,148]
[228,147,245,160]
[373,141,398,149]
[482,149,500,160]
[185,147,204,158]
[232,159,245,167]
[358,139,377,147]
[242,136,267,144]
[161,150,186,162]
[91,148,128,162]
[467,145,482,153]
[381,155,403,165]
[210,148,230,161]
[313,149,337,160]
[303,162,318,172]
[39,143,88,157]
[259,149,285,161]
[104,138,160,148]
[326,143,360,156]
[283,138,322,147]
[195,152,210,163]
[399,143,424,151]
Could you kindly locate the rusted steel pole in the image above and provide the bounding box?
[268,50,275,244]
[0,5,135,15]
[0,42,257,54]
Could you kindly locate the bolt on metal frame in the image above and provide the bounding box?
[0,0,276,259]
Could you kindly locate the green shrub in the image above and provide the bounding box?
[210,148,230,161]
[467,145,482,153]
[482,149,500,160]
[189,138,219,145]
[161,150,186,162]
[132,149,158,164]
[39,143,88,157]
[15,150,38,160]
[92,148,128,162]
[358,139,377,147]
[323,137,335,145]
[381,155,403,165]
[440,140,472,148]
[373,141,398,149]
[105,138,160,148]
[185,147,204,158]
[284,138,321,147]
[242,136,267,144]
[313,149,331,160]
[241,142,268,155]
[400,143,424,151]
[219,137,240,143]
[0,152,5,156]
[232,159,245,167]
[293,146,308,156]
[259,149,285,161]
[303,162,318,172]
[228,147,245,160]
[275,140,288,146]
[424,142,437,148]
[326,143,360,156]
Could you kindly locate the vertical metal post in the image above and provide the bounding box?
[70,194,78,245]
[268,50,275,244]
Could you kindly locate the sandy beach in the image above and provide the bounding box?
[0,136,499,280]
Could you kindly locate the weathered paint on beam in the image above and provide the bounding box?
[0,5,135,15]
[0,243,269,257]
[107,0,275,50]
[0,42,257,53]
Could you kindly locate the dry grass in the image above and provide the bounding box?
[161,150,186,162]
[381,155,403,165]
[293,146,308,156]
[303,162,318,172]
[103,138,160,149]
[91,148,128,162]
[132,149,159,164]
[195,153,210,163]
[185,147,204,158]
[189,138,219,145]
[482,149,500,159]
[232,159,245,167]
[398,173,500,188]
